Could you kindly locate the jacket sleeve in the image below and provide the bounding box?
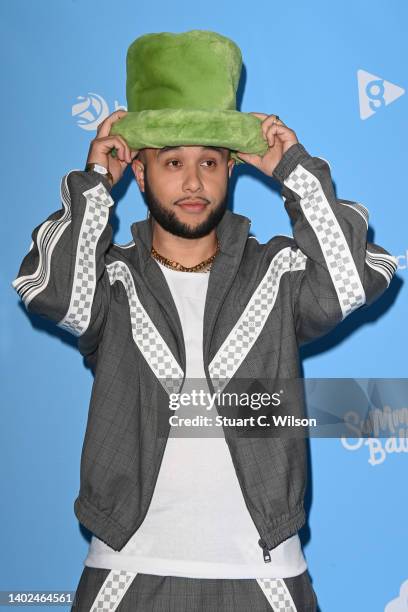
[272,142,398,347]
[11,169,115,358]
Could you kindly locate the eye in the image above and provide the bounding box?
[165,159,218,168]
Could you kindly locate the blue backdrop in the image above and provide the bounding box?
[2,1,407,610]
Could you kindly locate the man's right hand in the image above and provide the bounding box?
[86,110,139,187]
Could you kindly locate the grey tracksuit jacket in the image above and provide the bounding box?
[11,142,398,563]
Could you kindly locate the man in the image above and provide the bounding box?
[12,30,397,611]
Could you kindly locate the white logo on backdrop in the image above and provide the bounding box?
[72,93,126,130]
[341,403,408,466]
[338,370,407,467]
[357,69,405,120]
[341,435,408,466]
[385,579,408,611]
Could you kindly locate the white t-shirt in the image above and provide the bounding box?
[84,261,307,579]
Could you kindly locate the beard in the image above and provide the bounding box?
[143,171,229,239]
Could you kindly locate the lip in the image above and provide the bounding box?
[177,200,208,212]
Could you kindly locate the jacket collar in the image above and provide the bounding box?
[130,208,251,371]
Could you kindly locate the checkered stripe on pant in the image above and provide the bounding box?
[209,246,306,393]
[284,164,365,318]
[256,577,297,611]
[59,182,114,336]
[106,260,184,395]
[90,569,137,611]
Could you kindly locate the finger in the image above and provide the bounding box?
[97,135,129,162]
[107,138,128,162]
[265,122,287,147]
[264,122,292,146]
[255,114,282,143]
[261,114,284,132]
[249,112,268,120]
[235,151,262,167]
[98,109,128,134]
[99,134,131,163]
[264,122,284,146]
[96,110,128,139]
[108,134,132,162]
[118,159,128,171]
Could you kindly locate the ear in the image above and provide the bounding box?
[228,158,235,178]
[131,158,146,192]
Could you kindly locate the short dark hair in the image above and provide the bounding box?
[136,149,147,164]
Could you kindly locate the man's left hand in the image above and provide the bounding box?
[236,113,299,176]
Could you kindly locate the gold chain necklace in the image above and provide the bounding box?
[151,239,220,273]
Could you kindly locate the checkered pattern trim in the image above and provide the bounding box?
[256,577,297,611]
[106,260,184,395]
[366,249,398,286]
[58,182,114,336]
[90,569,137,611]
[11,172,75,306]
[209,246,306,394]
[284,163,366,318]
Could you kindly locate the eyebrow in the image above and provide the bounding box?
[156,145,227,159]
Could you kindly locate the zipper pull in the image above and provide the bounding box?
[258,538,271,563]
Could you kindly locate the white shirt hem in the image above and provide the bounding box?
[84,553,308,579]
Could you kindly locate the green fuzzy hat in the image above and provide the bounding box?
[109,29,269,165]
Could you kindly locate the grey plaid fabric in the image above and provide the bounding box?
[72,567,318,611]
[12,144,397,554]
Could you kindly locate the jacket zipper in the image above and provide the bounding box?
[201,226,275,564]
[224,427,273,564]
[258,538,271,563]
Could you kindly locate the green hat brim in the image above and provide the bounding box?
[109,109,268,165]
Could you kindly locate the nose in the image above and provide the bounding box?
[182,164,204,193]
